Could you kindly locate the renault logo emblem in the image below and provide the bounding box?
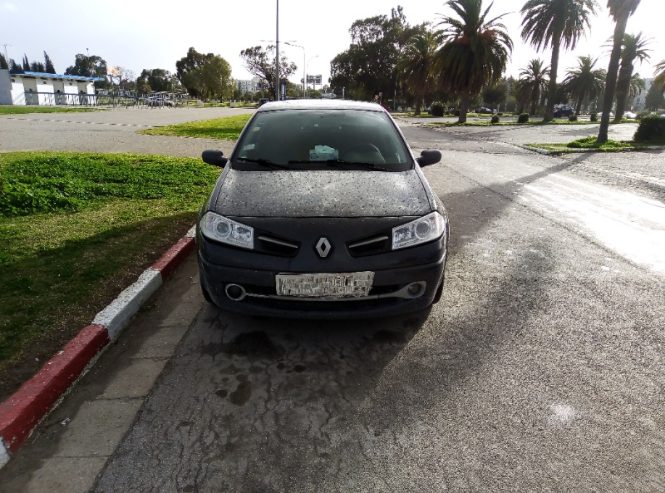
[315,237,332,258]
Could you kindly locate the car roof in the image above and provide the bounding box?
[256,99,385,113]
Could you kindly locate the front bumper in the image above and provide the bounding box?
[198,252,446,319]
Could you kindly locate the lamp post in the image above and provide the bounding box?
[284,41,305,98]
[275,0,279,101]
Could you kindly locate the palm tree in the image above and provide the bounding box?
[521,0,597,122]
[652,60,665,93]
[597,0,641,143]
[628,73,646,100]
[519,58,549,115]
[562,56,606,114]
[398,28,441,116]
[614,33,650,121]
[436,0,513,123]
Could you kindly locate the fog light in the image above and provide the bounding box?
[407,282,425,297]
[225,284,246,301]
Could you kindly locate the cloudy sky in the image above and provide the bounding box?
[1,0,663,85]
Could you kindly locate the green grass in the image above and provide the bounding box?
[526,137,665,154]
[0,105,98,115]
[0,152,220,398]
[141,113,253,140]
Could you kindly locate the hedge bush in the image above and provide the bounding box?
[430,101,445,117]
[634,116,665,142]
[517,113,529,124]
[569,114,578,122]
[491,115,500,124]
[590,112,598,122]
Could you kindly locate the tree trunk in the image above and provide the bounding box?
[544,39,561,122]
[598,16,629,143]
[458,95,470,124]
[614,62,633,122]
[414,94,422,116]
[530,87,538,116]
[576,98,582,116]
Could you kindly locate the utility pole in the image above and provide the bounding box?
[275,0,280,101]
[1,43,11,64]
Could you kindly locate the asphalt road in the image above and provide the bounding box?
[1,114,664,491]
[0,107,249,157]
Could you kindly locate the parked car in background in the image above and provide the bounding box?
[475,107,493,114]
[624,111,638,119]
[553,105,575,118]
[197,100,449,319]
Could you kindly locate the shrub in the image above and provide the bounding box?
[634,116,665,142]
[491,115,500,124]
[590,112,598,122]
[429,101,444,117]
[517,113,529,124]
[568,114,578,122]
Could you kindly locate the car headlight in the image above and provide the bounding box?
[392,212,445,250]
[200,212,254,250]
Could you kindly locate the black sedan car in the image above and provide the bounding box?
[197,100,448,318]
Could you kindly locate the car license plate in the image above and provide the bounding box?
[276,272,374,298]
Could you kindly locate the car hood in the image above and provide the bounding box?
[213,169,432,218]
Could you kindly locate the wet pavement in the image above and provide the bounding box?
[1,118,664,491]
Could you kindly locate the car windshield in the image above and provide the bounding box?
[231,109,413,171]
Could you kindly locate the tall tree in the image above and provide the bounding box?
[30,61,45,72]
[521,0,597,122]
[239,45,297,93]
[398,27,440,115]
[654,60,665,92]
[176,48,234,100]
[43,51,56,73]
[482,79,508,109]
[0,53,8,70]
[519,58,550,115]
[597,0,641,143]
[436,0,513,123]
[22,54,30,71]
[562,56,606,114]
[137,68,181,94]
[644,79,665,110]
[614,33,650,121]
[330,7,416,101]
[9,59,21,73]
[65,53,108,78]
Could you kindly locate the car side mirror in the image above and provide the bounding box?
[417,150,441,167]
[201,149,228,168]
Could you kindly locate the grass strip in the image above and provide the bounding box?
[141,113,252,140]
[0,152,220,399]
[526,137,665,154]
[0,105,98,115]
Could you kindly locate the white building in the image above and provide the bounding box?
[0,70,99,106]
[237,78,261,94]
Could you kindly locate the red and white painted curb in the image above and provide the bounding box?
[0,226,197,468]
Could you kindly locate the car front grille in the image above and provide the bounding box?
[347,235,391,257]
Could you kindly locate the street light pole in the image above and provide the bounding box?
[275,0,280,101]
[284,41,306,98]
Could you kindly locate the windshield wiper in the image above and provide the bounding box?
[287,159,388,170]
[235,157,291,170]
